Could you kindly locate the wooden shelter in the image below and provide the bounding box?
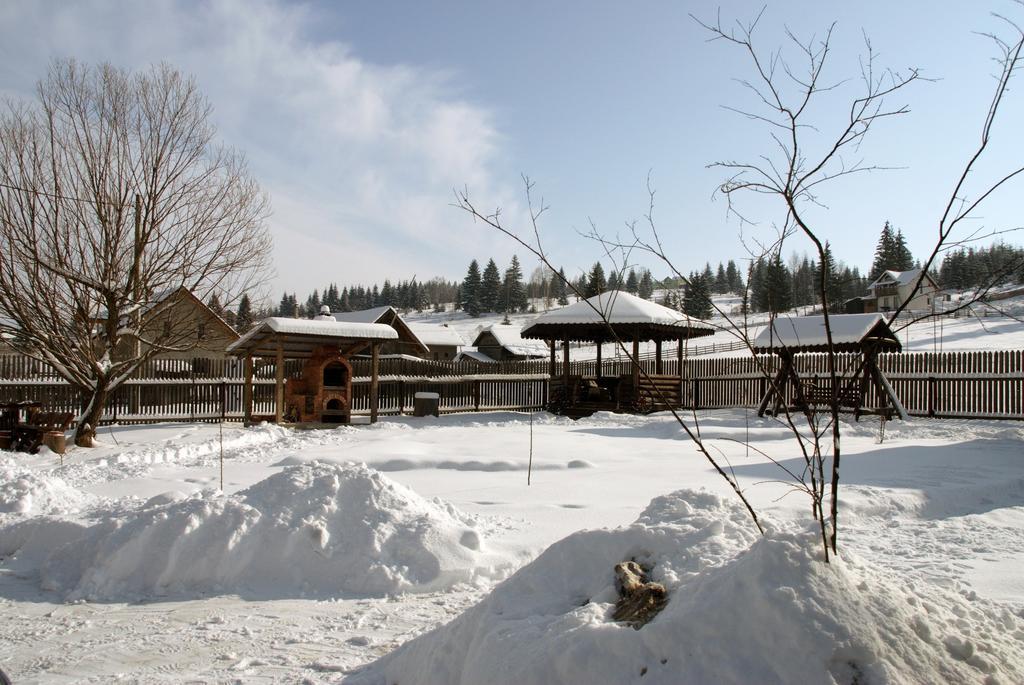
[521,291,715,417]
[752,313,904,420]
[331,306,430,358]
[226,316,398,425]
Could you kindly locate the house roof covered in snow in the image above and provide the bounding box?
[455,348,498,363]
[226,317,398,358]
[408,325,466,348]
[473,325,550,358]
[521,290,716,343]
[869,268,935,289]
[331,306,428,354]
[752,313,901,353]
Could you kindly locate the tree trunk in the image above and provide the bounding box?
[74,383,109,447]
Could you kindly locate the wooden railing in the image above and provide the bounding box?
[0,349,1021,423]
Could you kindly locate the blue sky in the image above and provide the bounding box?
[1,1,1021,299]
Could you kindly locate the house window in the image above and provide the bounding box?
[197,322,207,340]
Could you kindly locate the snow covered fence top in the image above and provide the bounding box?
[752,313,901,354]
[226,316,398,358]
[521,290,716,343]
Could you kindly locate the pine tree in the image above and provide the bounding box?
[816,242,843,311]
[748,258,765,313]
[869,222,897,280]
[585,262,607,298]
[461,259,482,316]
[480,259,502,312]
[207,293,224,318]
[235,293,253,331]
[556,268,570,305]
[760,254,792,314]
[607,270,620,291]
[714,263,729,293]
[683,272,713,318]
[726,260,743,293]
[502,255,528,312]
[638,270,654,300]
[893,229,914,271]
[625,269,639,294]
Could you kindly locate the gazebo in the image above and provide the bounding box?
[521,291,716,416]
[752,313,904,420]
[226,316,398,425]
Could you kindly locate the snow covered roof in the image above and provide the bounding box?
[408,325,466,348]
[474,325,550,358]
[331,306,395,324]
[870,268,930,288]
[521,290,716,343]
[455,349,498,363]
[226,316,397,358]
[752,314,900,353]
[331,306,428,353]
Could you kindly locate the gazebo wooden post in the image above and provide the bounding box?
[655,339,663,375]
[243,353,254,426]
[549,340,556,379]
[274,340,285,424]
[370,342,380,424]
[595,340,602,380]
[678,335,685,404]
[562,339,570,404]
[631,332,640,392]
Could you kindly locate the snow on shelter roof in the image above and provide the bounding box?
[474,325,550,357]
[408,325,466,348]
[752,313,900,353]
[521,290,716,343]
[331,306,394,324]
[226,317,397,358]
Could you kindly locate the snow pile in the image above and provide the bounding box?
[0,465,97,516]
[349,489,1024,685]
[39,462,497,601]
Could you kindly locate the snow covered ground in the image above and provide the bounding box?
[1,410,1023,683]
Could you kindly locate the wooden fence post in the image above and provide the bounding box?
[474,380,481,412]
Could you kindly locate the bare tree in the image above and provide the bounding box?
[456,7,1023,562]
[0,60,272,446]
[693,7,1023,555]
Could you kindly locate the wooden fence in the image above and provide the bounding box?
[0,349,1021,423]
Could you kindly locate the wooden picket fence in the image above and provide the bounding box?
[0,349,1021,423]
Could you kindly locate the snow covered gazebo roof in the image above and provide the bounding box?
[521,290,716,343]
[752,313,901,354]
[226,317,398,358]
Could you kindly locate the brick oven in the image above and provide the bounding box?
[284,345,352,423]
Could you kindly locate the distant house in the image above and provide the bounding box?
[331,306,429,357]
[862,269,939,313]
[472,324,549,361]
[408,325,465,361]
[110,287,239,361]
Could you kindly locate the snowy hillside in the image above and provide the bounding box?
[401,292,1024,358]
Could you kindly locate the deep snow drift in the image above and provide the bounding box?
[7,461,502,601]
[349,489,1024,685]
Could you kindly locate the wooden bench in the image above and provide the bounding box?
[12,411,75,454]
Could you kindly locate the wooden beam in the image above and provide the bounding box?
[370,342,380,423]
[595,340,602,380]
[655,339,663,375]
[243,354,253,426]
[563,339,570,403]
[549,340,556,379]
[632,333,640,392]
[275,340,285,424]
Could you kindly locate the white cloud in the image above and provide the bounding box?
[0,0,520,297]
